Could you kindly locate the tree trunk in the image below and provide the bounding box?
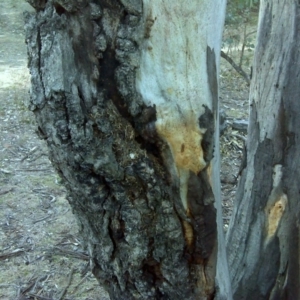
[25,0,230,299]
[226,1,300,299]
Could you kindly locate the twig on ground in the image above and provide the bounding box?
[230,133,247,142]
[0,249,25,260]
[47,246,89,261]
[0,187,13,195]
[0,168,12,174]
[32,215,52,224]
[20,146,38,162]
[27,293,53,300]
[58,267,75,300]
[32,275,50,292]
[49,195,56,203]
[70,272,89,295]
[15,168,52,172]
[20,278,37,295]
[6,148,19,156]
[32,188,49,193]
[32,189,56,203]
[28,153,48,162]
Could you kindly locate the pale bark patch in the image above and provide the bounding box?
[136,0,224,211]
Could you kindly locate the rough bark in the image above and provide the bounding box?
[25,0,230,299]
[226,1,300,299]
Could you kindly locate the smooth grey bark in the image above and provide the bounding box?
[24,0,230,299]
[226,1,300,299]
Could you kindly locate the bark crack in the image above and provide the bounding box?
[37,27,46,105]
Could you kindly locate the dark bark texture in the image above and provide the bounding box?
[24,0,229,299]
[226,1,300,299]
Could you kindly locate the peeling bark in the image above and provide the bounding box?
[25,0,230,299]
[226,1,300,299]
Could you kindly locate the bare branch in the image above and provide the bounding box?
[221,50,251,85]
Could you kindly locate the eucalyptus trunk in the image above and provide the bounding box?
[25,0,230,299]
[226,1,300,299]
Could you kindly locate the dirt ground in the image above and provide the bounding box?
[0,1,250,299]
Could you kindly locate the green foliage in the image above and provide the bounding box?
[221,0,259,81]
[225,0,259,26]
[229,0,259,9]
[244,0,259,7]
[225,0,259,49]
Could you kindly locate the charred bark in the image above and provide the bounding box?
[25,0,230,299]
[226,1,300,299]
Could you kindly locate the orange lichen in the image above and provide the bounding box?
[155,107,207,213]
[155,111,207,175]
[266,193,287,239]
[182,219,194,248]
[206,162,213,187]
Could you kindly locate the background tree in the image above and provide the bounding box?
[25,0,230,299]
[226,0,300,298]
[221,0,259,84]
